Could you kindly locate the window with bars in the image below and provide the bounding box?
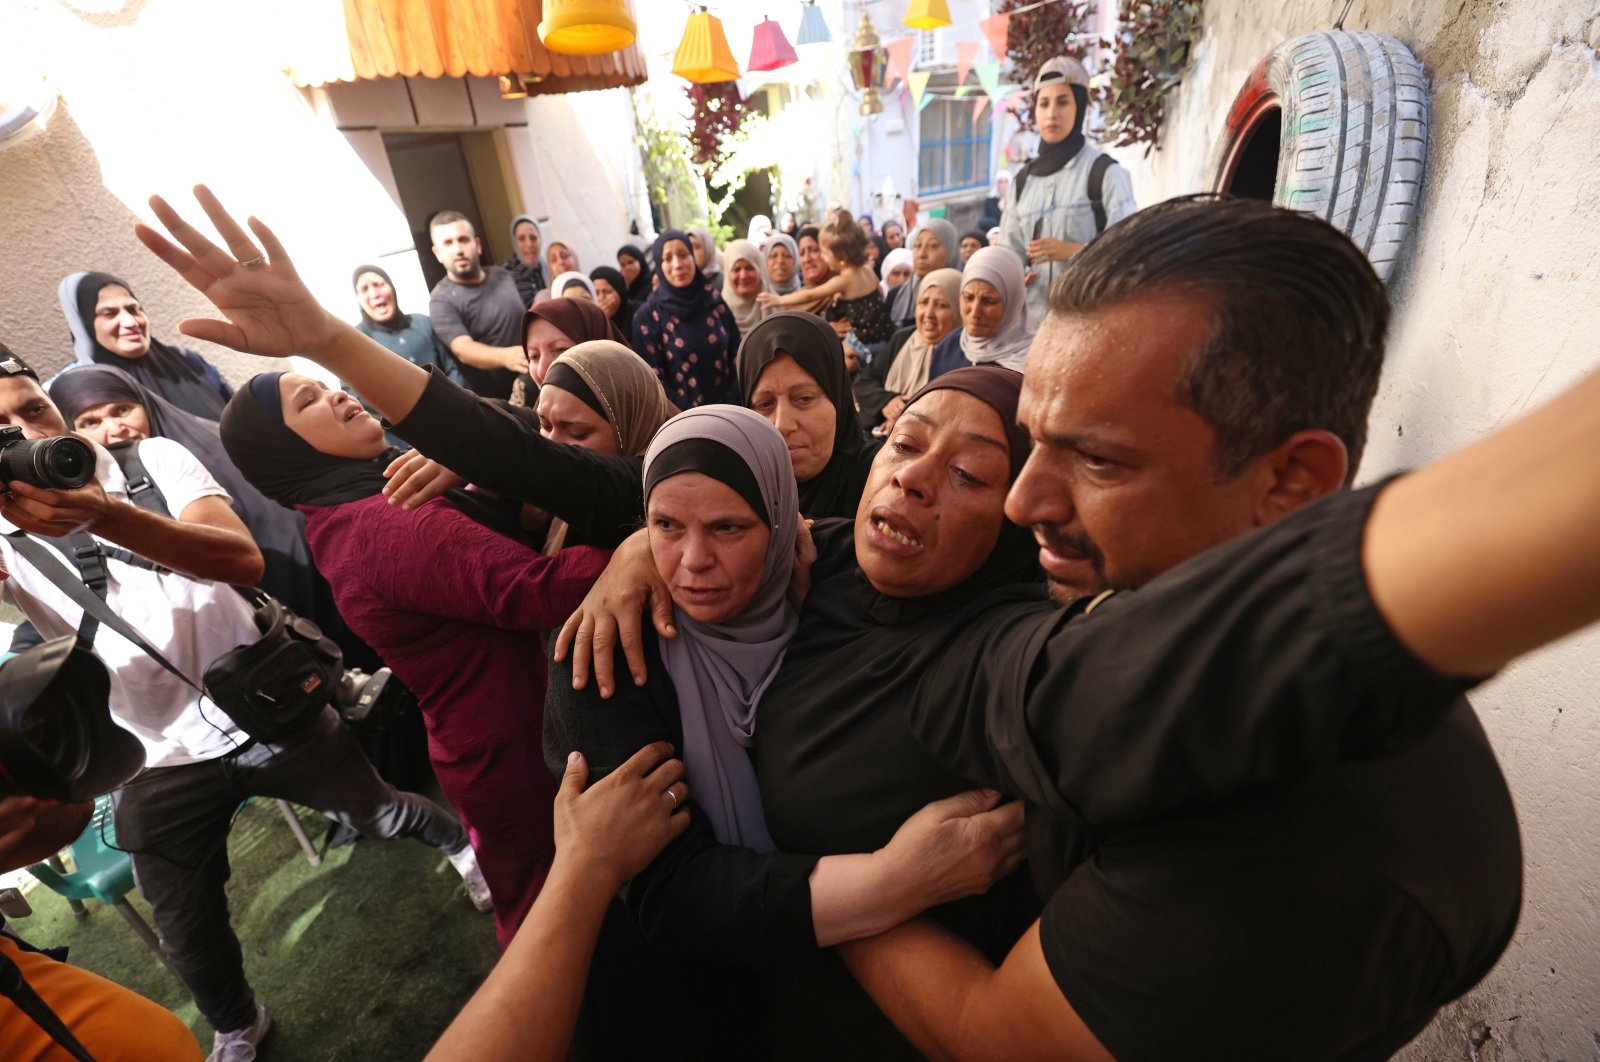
[916,29,942,66]
[917,88,993,196]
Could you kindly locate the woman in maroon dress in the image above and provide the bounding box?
[218,346,671,947]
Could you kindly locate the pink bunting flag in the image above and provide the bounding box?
[978,11,1010,59]
[885,37,915,91]
[972,94,989,125]
[955,40,979,85]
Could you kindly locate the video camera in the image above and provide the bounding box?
[0,637,145,801]
[0,426,96,493]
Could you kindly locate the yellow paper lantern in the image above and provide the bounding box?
[539,0,637,56]
[903,0,952,31]
[672,9,741,83]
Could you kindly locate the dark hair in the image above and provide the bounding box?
[821,209,870,267]
[428,210,473,236]
[1049,195,1388,482]
[796,225,822,246]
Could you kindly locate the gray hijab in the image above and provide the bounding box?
[689,226,722,282]
[917,218,960,267]
[763,234,802,295]
[890,218,960,322]
[643,405,800,851]
[958,246,1034,371]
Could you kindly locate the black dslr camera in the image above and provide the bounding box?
[0,426,96,492]
[0,637,145,801]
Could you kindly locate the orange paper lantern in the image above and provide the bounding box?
[538,0,637,55]
[673,10,741,84]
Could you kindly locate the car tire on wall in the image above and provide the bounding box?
[1211,30,1429,281]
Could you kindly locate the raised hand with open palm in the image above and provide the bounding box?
[135,185,432,422]
[135,184,345,360]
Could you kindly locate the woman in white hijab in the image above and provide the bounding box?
[721,239,770,334]
[954,246,1034,372]
[747,214,774,249]
[552,271,598,301]
[879,247,914,297]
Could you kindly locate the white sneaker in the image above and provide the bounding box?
[447,842,493,912]
[208,1003,272,1062]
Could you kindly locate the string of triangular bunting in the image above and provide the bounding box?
[880,0,1093,116]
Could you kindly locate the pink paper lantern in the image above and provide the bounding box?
[747,17,799,72]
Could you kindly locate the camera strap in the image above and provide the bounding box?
[107,440,171,519]
[0,951,99,1062]
[4,532,206,697]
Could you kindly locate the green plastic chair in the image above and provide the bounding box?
[25,794,178,977]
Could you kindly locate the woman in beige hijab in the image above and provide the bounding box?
[859,267,963,433]
[537,339,676,553]
[720,239,770,335]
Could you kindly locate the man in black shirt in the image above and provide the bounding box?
[838,197,1534,1059]
[425,210,528,399]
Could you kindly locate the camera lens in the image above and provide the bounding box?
[17,687,92,787]
[42,439,91,485]
[36,437,95,490]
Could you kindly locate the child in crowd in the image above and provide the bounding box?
[759,210,894,344]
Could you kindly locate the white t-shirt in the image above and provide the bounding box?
[0,437,253,768]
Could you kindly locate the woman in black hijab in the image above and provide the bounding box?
[219,371,609,942]
[57,271,233,420]
[738,312,880,520]
[588,265,634,336]
[631,230,741,409]
[996,56,1135,326]
[615,244,652,304]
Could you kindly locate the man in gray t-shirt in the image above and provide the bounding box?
[426,210,528,399]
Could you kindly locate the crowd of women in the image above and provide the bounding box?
[40,189,1045,1052]
[34,185,1048,1029]
[9,53,1150,1060]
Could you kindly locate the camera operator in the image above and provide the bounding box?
[0,346,485,1062]
[0,794,204,1060]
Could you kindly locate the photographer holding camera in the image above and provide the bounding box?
[0,346,485,1062]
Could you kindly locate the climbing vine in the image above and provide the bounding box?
[684,82,752,169]
[1096,0,1204,155]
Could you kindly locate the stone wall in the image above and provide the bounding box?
[1113,2,1600,1056]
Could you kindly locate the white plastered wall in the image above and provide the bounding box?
[1114,2,1600,1056]
[0,0,646,385]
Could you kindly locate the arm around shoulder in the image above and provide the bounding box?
[840,919,1112,1062]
